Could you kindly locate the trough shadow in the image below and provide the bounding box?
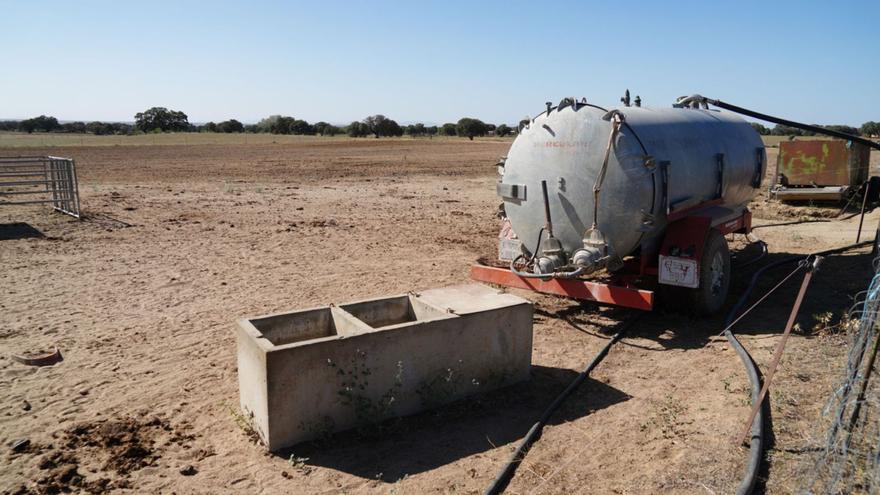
[0,222,44,240]
[280,365,630,482]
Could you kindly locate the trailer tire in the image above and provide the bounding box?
[691,229,730,315]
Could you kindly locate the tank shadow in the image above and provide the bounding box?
[0,222,44,240]
[276,364,630,482]
[559,248,875,351]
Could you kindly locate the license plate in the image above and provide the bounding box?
[658,255,699,288]
[498,238,522,262]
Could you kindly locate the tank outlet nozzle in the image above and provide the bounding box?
[573,227,614,275]
[534,236,566,274]
[571,247,604,274]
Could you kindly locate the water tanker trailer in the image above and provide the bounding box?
[472,95,766,314]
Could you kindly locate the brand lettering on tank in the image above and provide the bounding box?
[535,141,590,148]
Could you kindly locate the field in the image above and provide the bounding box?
[1,135,878,494]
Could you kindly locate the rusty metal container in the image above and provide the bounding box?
[776,140,870,187]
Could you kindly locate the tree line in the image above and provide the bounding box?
[0,107,516,139]
[4,107,877,139]
[750,122,879,138]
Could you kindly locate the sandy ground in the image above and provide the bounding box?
[1,138,878,494]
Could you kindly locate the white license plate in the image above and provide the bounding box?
[498,239,522,262]
[658,255,699,288]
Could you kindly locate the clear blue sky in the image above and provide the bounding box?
[1,1,877,126]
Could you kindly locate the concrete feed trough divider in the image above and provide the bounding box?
[236,284,533,451]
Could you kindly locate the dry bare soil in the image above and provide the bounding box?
[1,137,878,494]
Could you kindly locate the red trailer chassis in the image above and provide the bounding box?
[470,202,752,311]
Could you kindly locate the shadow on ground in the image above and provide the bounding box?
[540,249,876,352]
[281,364,629,481]
[0,222,44,240]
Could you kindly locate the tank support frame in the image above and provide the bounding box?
[470,204,752,311]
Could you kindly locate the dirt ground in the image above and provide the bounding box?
[1,138,878,494]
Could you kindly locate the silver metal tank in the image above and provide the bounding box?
[498,99,765,273]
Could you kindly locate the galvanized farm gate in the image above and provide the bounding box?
[0,156,81,218]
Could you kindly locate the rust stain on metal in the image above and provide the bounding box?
[777,140,870,186]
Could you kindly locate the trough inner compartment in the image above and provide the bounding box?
[341,295,449,328]
[250,307,357,345]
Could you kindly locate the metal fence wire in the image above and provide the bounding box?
[802,253,880,494]
[0,156,81,218]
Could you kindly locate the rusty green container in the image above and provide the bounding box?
[776,139,870,187]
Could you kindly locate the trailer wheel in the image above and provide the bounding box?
[691,229,731,315]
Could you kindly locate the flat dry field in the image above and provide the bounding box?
[1,137,878,494]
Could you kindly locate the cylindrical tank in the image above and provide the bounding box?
[499,100,765,272]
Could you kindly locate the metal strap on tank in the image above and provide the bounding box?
[592,110,624,230]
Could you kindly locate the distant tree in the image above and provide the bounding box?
[18,120,35,133]
[456,117,488,140]
[406,123,426,136]
[379,118,403,137]
[18,115,61,133]
[258,115,296,134]
[62,121,86,133]
[771,124,807,137]
[86,121,112,135]
[860,121,880,137]
[347,121,369,137]
[362,115,402,137]
[440,123,457,136]
[203,122,218,133]
[216,119,244,133]
[313,121,330,135]
[289,119,313,135]
[426,125,438,136]
[749,122,770,135]
[496,124,512,137]
[823,125,860,136]
[363,115,387,138]
[113,123,134,135]
[320,124,339,136]
[134,107,188,132]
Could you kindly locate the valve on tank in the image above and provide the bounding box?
[533,179,568,275]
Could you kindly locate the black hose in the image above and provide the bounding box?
[722,239,872,494]
[733,239,768,268]
[724,330,765,495]
[482,319,636,495]
[699,97,880,152]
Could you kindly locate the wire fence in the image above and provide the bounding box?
[802,253,880,493]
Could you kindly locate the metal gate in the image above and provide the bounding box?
[0,156,81,218]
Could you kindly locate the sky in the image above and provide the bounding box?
[1,1,878,126]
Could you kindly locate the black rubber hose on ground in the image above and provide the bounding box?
[733,239,768,269]
[722,239,873,494]
[482,317,638,495]
[725,330,765,495]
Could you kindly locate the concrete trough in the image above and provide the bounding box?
[236,284,533,451]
